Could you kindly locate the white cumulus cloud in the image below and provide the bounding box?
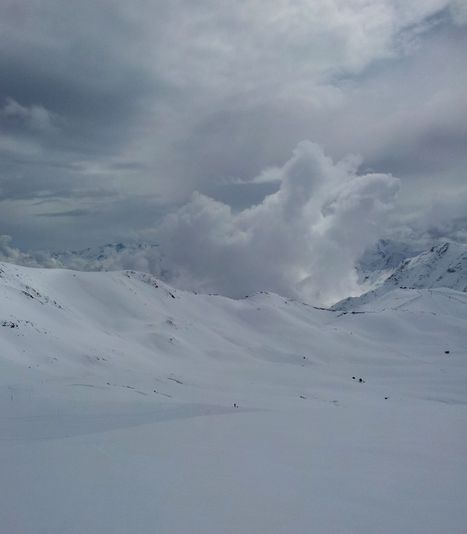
[157,141,400,305]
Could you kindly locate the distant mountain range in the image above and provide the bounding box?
[52,239,467,304]
[1,238,466,308]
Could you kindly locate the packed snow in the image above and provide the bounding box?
[0,261,466,534]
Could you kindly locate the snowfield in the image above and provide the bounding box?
[0,261,466,534]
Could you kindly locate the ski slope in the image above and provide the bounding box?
[1,262,466,534]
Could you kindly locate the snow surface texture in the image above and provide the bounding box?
[0,261,466,534]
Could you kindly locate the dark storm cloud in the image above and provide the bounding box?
[0,0,160,214]
[0,5,162,161]
[0,2,154,111]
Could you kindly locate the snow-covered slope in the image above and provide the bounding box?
[356,238,423,286]
[1,262,466,534]
[384,241,467,291]
[338,241,467,311]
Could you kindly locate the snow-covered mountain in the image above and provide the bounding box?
[1,261,466,534]
[384,241,467,291]
[356,238,424,286]
[338,241,467,311]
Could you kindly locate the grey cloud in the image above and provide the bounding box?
[204,181,280,212]
[1,98,57,133]
[0,235,60,267]
[1,193,167,251]
[0,162,118,201]
[450,0,467,24]
[36,209,91,218]
[0,0,465,268]
[389,188,467,246]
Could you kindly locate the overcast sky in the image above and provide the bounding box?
[1,1,466,301]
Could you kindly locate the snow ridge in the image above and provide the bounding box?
[337,241,467,311]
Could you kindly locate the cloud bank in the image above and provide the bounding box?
[0,1,465,252]
[156,141,400,305]
[0,235,59,268]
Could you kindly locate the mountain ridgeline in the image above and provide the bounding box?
[336,241,467,311]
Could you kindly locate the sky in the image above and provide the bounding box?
[1,0,466,302]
